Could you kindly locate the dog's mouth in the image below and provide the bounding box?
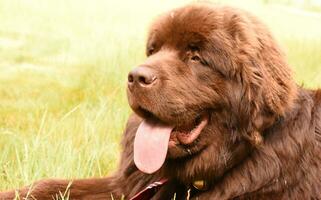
[169,114,209,147]
[133,107,209,174]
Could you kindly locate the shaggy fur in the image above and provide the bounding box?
[1,3,320,200]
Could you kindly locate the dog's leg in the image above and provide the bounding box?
[0,176,125,200]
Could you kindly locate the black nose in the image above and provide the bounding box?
[128,66,157,89]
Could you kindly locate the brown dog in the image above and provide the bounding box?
[1,3,320,200]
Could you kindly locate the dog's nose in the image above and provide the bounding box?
[128,66,157,89]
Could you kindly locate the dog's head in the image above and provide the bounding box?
[127,3,297,182]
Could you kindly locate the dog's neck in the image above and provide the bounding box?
[210,89,319,199]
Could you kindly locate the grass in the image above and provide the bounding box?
[0,0,320,192]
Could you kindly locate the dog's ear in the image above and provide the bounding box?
[226,10,297,145]
[259,50,297,116]
[236,41,297,146]
[235,60,266,146]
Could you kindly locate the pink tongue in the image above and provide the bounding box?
[134,118,174,174]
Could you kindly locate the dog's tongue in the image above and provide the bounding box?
[134,118,174,174]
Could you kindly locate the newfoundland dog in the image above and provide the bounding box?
[1,3,320,200]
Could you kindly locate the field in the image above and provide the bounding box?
[0,0,320,192]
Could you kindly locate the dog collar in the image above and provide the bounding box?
[129,178,209,200]
[129,178,168,200]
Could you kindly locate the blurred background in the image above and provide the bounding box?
[0,0,320,190]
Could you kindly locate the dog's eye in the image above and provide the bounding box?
[147,47,155,56]
[188,44,200,52]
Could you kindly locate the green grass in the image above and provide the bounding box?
[0,0,320,191]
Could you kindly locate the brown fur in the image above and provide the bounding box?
[1,3,320,200]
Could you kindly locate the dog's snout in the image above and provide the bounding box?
[128,66,157,89]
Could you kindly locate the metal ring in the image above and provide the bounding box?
[186,148,192,155]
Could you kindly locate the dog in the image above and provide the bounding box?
[1,3,320,200]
